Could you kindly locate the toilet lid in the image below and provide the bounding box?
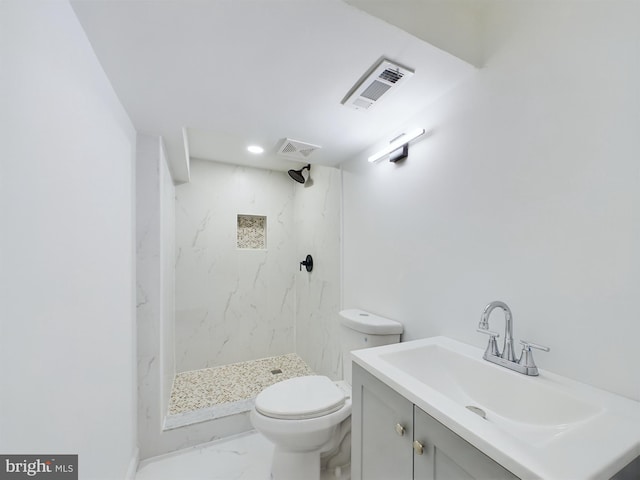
[255,376,346,420]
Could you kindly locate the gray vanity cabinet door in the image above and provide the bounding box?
[352,363,414,480]
[413,407,519,480]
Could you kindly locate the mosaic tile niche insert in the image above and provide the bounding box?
[237,214,267,249]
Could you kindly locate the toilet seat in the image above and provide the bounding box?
[255,375,345,420]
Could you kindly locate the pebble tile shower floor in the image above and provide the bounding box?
[168,353,314,415]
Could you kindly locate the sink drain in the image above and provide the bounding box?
[466,405,487,419]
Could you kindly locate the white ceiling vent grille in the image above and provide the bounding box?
[277,138,322,160]
[343,59,414,111]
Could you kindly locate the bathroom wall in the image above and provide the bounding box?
[0,1,138,478]
[343,0,640,401]
[175,159,296,372]
[293,165,343,379]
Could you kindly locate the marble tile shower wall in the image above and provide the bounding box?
[137,134,180,459]
[175,160,296,372]
[293,165,342,379]
[160,143,176,419]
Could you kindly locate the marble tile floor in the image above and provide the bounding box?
[135,431,273,480]
[169,353,315,415]
[135,431,348,480]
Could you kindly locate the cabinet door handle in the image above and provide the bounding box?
[412,440,424,455]
[395,423,406,436]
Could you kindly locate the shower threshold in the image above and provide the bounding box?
[164,353,314,430]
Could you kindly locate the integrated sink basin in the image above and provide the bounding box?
[351,336,640,479]
[380,343,601,444]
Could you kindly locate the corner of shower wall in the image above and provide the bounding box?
[159,138,176,422]
[136,133,165,459]
[293,165,343,380]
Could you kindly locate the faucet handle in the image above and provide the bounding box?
[476,328,500,338]
[477,328,500,357]
[518,340,550,375]
[519,340,550,352]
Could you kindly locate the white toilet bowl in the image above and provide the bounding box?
[250,376,352,480]
[251,309,403,480]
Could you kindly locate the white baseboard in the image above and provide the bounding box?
[125,446,140,480]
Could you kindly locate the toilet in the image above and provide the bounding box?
[250,309,403,480]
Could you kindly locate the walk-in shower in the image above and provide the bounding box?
[170,159,312,428]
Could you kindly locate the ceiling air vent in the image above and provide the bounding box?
[342,59,414,111]
[277,138,322,160]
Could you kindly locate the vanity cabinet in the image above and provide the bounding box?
[413,405,518,479]
[352,363,413,480]
[352,364,519,480]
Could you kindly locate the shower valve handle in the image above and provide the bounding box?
[300,255,313,272]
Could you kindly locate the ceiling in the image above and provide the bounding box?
[71,0,477,183]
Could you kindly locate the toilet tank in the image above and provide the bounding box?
[340,309,403,385]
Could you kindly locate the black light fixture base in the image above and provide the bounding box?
[389,144,409,163]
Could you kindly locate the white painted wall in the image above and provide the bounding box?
[345,0,483,67]
[0,1,138,478]
[343,0,640,401]
[293,166,342,379]
[174,160,296,372]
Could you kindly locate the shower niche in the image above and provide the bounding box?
[237,214,266,249]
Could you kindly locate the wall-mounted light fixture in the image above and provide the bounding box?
[367,128,426,163]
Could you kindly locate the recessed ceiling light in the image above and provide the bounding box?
[247,145,264,154]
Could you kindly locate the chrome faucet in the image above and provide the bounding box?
[476,301,550,376]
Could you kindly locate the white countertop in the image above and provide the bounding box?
[351,336,640,480]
